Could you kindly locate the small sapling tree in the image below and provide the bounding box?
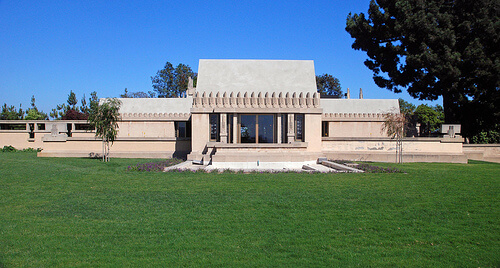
[382,111,406,163]
[87,98,121,162]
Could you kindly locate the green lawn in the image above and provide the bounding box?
[1,153,499,267]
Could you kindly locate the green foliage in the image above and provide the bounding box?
[87,98,121,162]
[151,61,197,98]
[398,98,416,116]
[1,145,42,152]
[120,88,156,98]
[1,103,24,120]
[67,90,78,109]
[1,145,17,152]
[1,153,499,266]
[471,129,500,144]
[24,109,48,120]
[24,95,48,120]
[346,0,500,139]
[414,104,444,136]
[316,74,343,97]
[51,91,98,119]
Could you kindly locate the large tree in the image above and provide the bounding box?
[316,74,343,98]
[151,62,197,98]
[346,0,499,139]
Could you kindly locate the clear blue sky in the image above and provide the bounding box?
[0,0,440,114]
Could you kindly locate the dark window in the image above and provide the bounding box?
[67,123,72,137]
[37,123,46,131]
[75,123,93,131]
[322,121,329,137]
[281,114,287,143]
[0,123,26,130]
[258,115,274,143]
[295,114,304,142]
[210,114,219,141]
[240,115,256,143]
[175,121,191,138]
[227,114,233,143]
[29,123,35,139]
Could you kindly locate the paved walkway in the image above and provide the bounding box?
[165,160,336,173]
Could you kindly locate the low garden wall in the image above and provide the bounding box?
[322,137,467,163]
[0,120,191,159]
[463,144,500,163]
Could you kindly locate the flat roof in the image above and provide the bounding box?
[321,99,400,114]
[116,97,192,114]
[196,59,317,94]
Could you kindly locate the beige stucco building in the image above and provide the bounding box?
[1,59,472,163]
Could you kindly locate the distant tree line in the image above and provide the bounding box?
[1,91,99,121]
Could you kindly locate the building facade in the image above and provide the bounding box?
[0,60,468,163]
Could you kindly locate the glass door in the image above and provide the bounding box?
[240,115,256,143]
[258,115,274,143]
[239,114,275,143]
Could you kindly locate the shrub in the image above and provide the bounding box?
[1,146,41,153]
[471,130,500,144]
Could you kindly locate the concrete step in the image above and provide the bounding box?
[302,164,337,173]
[318,159,364,173]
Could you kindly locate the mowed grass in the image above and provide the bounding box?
[0,153,498,267]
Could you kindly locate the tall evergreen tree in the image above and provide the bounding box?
[346,0,499,139]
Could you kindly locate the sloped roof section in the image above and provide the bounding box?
[196,59,317,94]
[321,99,400,114]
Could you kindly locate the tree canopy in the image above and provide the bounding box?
[346,0,499,139]
[414,104,444,136]
[120,88,156,98]
[24,95,48,120]
[151,62,197,98]
[1,104,24,120]
[316,74,343,98]
[51,91,97,120]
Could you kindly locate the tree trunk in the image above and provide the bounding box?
[442,90,461,124]
[102,138,105,162]
[106,142,110,162]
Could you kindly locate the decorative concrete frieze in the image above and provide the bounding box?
[223,92,229,107]
[314,93,320,107]
[192,90,322,111]
[251,92,258,108]
[120,112,190,121]
[322,112,385,121]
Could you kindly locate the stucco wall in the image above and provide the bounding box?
[118,121,175,138]
[327,121,386,138]
[305,114,322,152]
